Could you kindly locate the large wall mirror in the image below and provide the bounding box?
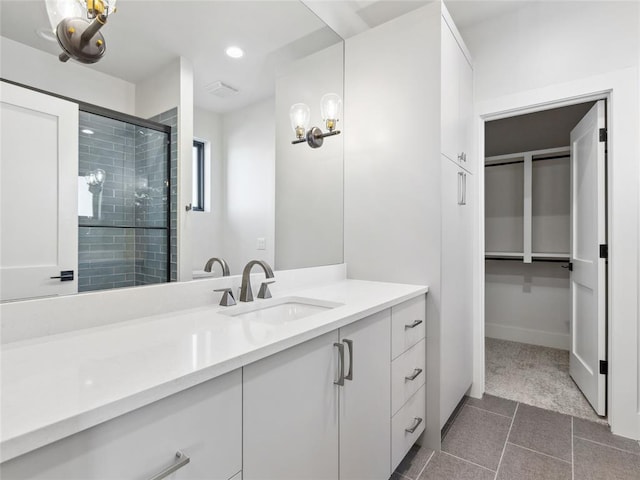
[0,0,344,301]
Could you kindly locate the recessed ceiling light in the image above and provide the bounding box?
[36,27,57,43]
[225,46,244,59]
[81,128,95,135]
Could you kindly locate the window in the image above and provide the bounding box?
[192,140,205,211]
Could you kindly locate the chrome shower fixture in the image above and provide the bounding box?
[85,168,106,186]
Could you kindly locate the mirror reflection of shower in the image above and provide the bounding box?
[77,110,172,293]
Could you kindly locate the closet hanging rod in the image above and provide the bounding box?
[485,256,569,263]
[485,154,570,168]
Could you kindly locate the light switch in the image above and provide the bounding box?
[257,237,266,250]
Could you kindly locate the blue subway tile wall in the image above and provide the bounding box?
[78,111,171,292]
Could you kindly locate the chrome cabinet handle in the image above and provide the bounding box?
[148,451,190,480]
[334,342,345,386]
[405,319,423,329]
[344,339,354,381]
[462,172,467,205]
[405,368,423,381]
[405,417,423,434]
[457,171,464,205]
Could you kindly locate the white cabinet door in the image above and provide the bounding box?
[243,331,340,480]
[339,309,391,480]
[457,51,474,174]
[440,157,473,427]
[440,17,473,174]
[440,17,459,164]
[1,83,78,301]
[0,370,243,480]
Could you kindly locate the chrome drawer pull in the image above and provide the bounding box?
[404,319,423,329]
[405,368,423,381]
[405,417,423,434]
[344,339,354,381]
[334,342,345,386]
[148,451,190,480]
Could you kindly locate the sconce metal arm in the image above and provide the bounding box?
[291,128,341,148]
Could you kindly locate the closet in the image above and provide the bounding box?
[484,102,607,421]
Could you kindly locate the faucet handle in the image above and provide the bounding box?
[214,287,236,307]
[257,280,275,299]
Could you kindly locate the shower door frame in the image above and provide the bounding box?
[79,103,173,285]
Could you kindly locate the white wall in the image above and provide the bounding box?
[222,98,275,275]
[0,36,135,114]
[466,1,639,103]
[136,58,194,282]
[345,3,442,449]
[192,107,224,271]
[274,43,344,270]
[463,1,640,439]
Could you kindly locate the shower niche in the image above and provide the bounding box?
[78,110,172,292]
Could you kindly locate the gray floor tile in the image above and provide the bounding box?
[390,473,407,480]
[496,443,572,480]
[574,437,640,480]
[418,452,494,480]
[508,403,572,462]
[441,405,512,470]
[466,393,517,417]
[573,417,640,454]
[393,444,434,480]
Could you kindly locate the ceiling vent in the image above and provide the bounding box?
[206,81,239,98]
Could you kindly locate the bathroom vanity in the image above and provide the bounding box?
[0,269,427,480]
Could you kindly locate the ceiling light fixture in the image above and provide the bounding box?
[290,93,342,149]
[225,46,244,59]
[45,0,118,64]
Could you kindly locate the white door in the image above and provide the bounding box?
[569,100,606,416]
[339,310,391,480]
[0,83,78,301]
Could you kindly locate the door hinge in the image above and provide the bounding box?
[599,244,608,259]
[599,360,608,375]
[599,128,607,142]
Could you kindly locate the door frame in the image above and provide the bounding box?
[473,87,620,426]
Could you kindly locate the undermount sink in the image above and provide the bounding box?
[221,296,343,323]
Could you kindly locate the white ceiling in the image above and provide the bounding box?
[0,1,531,113]
[0,0,341,113]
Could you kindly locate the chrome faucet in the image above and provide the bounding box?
[204,257,230,276]
[239,260,275,302]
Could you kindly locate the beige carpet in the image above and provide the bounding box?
[485,338,607,424]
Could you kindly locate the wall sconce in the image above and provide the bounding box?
[45,0,118,64]
[290,93,342,149]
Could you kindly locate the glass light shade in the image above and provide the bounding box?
[320,93,342,131]
[289,103,310,139]
[45,0,85,32]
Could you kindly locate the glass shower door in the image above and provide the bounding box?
[78,111,170,292]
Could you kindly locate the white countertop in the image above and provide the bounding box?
[1,279,427,463]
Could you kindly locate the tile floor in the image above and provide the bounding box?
[390,394,640,480]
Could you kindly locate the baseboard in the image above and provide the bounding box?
[485,323,570,350]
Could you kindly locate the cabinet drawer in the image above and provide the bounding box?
[391,338,426,415]
[391,385,426,472]
[1,370,242,480]
[391,296,426,359]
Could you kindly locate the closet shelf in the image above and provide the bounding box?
[485,252,570,262]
